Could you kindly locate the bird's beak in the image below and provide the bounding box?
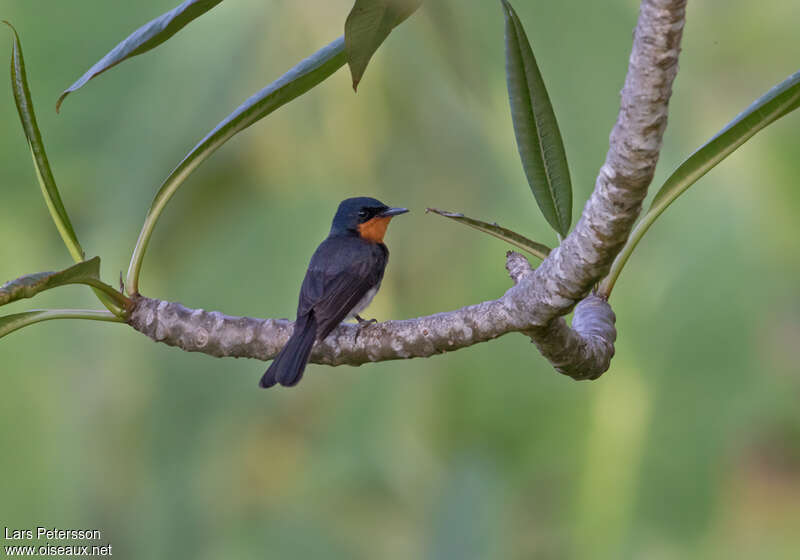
[379,207,409,217]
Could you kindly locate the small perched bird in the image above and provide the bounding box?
[260,197,408,388]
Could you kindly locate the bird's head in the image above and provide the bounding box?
[330,197,409,243]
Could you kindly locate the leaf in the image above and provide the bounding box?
[56,0,223,112]
[501,0,572,237]
[650,70,800,211]
[127,36,347,294]
[344,0,422,90]
[0,309,122,341]
[4,21,84,262]
[426,208,551,260]
[0,257,130,310]
[0,258,99,306]
[599,69,800,297]
[5,23,127,316]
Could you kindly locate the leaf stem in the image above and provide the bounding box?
[85,281,130,317]
[0,309,124,340]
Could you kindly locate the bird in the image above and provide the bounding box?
[259,197,409,388]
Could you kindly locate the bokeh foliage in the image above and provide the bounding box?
[1,1,799,558]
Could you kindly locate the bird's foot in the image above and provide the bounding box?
[355,314,378,325]
[354,315,377,344]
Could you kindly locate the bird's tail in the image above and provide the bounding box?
[259,315,317,388]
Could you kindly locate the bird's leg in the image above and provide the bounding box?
[355,314,378,325]
[353,314,378,344]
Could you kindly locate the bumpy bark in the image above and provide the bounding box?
[129,252,616,378]
[128,0,687,380]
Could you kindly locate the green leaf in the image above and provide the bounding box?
[651,71,800,211]
[0,309,123,341]
[599,69,800,297]
[5,22,125,316]
[0,258,98,306]
[4,21,84,263]
[344,0,422,90]
[0,257,130,310]
[56,0,223,112]
[426,208,551,260]
[127,36,347,294]
[501,0,572,237]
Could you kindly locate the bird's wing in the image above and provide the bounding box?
[298,238,387,340]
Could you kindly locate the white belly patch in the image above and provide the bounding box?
[347,285,379,319]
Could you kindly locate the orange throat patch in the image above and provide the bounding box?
[357,216,392,243]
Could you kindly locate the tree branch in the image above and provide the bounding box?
[521,0,686,316]
[128,252,615,379]
[127,0,686,381]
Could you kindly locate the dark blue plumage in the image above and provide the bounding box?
[260,197,408,388]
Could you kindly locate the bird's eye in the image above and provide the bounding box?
[358,209,369,219]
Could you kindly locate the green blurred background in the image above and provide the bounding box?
[1,1,799,558]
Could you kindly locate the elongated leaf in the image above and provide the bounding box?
[426,208,551,260]
[600,69,800,297]
[501,0,572,237]
[344,0,422,90]
[6,23,125,316]
[651,70,800,210]
[0,309,122,341]
[1,257,98,306]
[0,257,130,309]
[4,21,84,262]
[56,0,223,112]
[127,36,347,294]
